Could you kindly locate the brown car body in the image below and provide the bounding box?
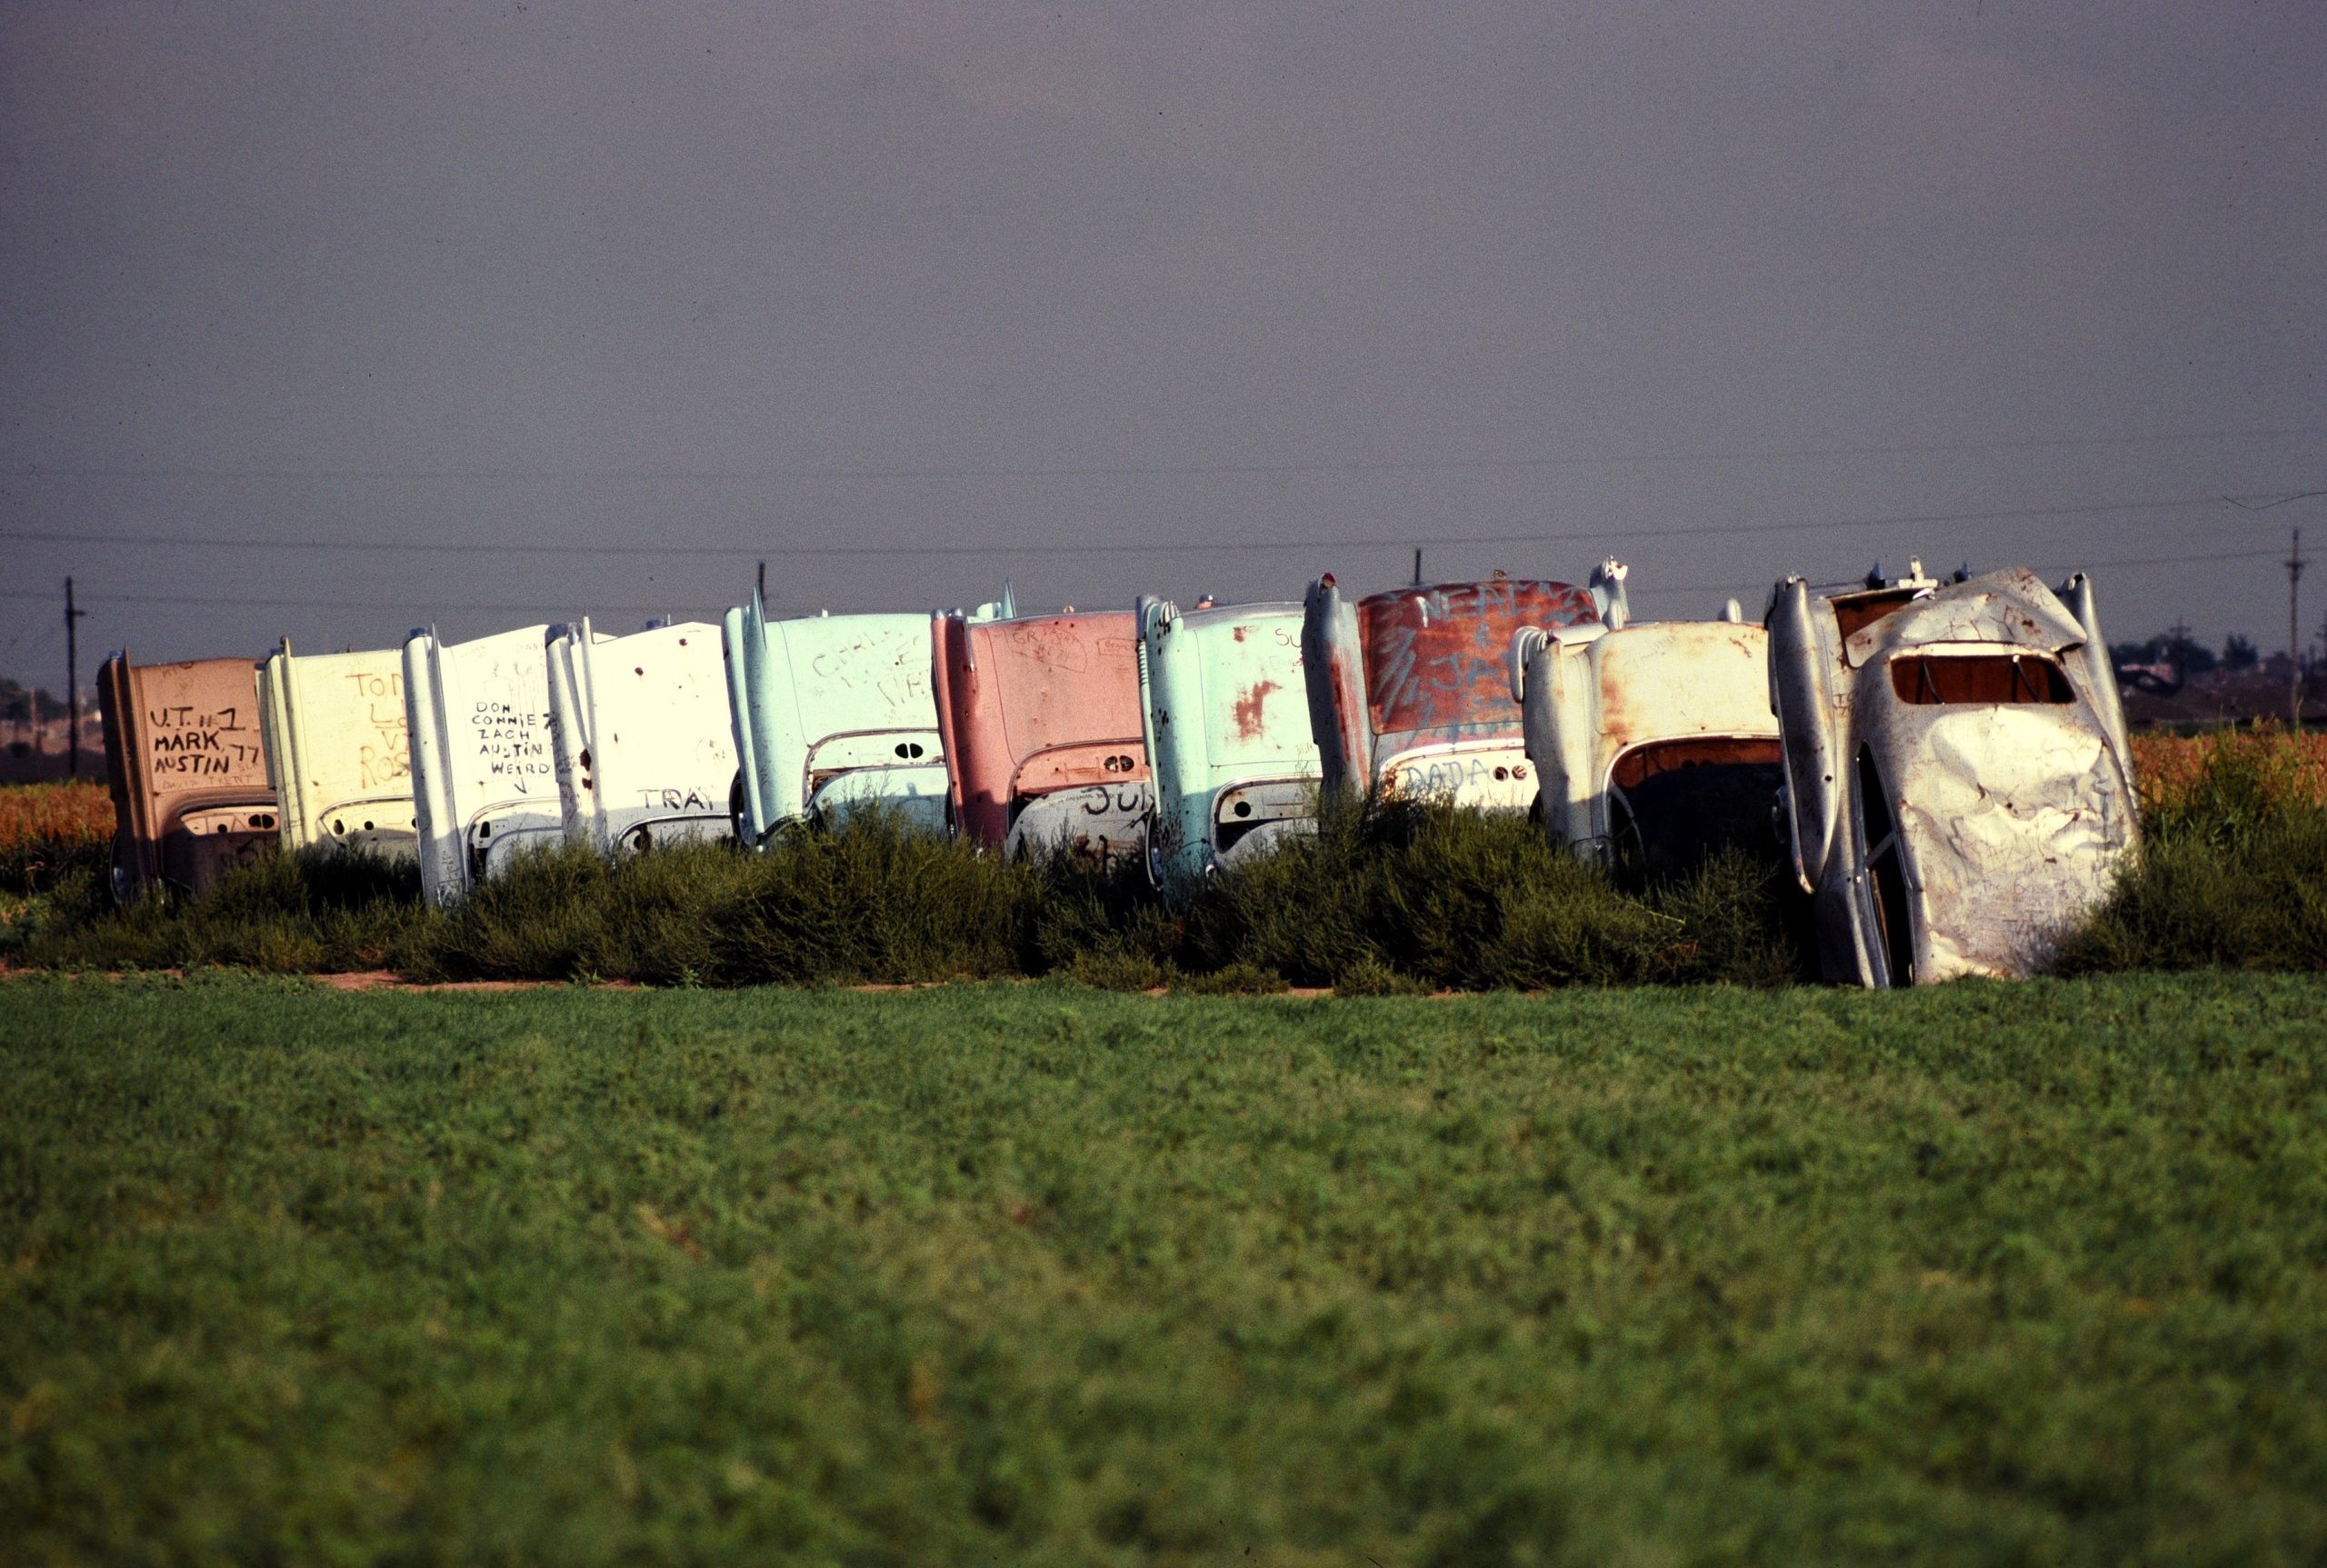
[98,652,279,901]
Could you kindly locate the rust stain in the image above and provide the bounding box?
[1233,625,1247,642]
[1232,678,1280,740]
[1359,581,1598,736]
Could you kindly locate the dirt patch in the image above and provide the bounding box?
[4,964,1477,998]
[312,971,640,993]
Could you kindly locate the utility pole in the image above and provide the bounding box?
[756,559,766,603]
[64,576,88,777]
[1412,547,1423,586]
[2290,529,2305,733]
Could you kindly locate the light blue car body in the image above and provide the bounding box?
[1137,596,1323,885]
[723,591,1009,845]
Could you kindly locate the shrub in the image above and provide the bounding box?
[410,811,1044,986]
[1179,792,1805,990]
[14,844,428,974]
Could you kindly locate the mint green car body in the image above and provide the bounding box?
[723,591,1011,846]
[1137,596,1322,884]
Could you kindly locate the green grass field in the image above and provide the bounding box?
[6,973,2325,1565]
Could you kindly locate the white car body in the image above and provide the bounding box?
[546,619,735,854]
[404,623,593,905]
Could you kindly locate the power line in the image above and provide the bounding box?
[2224,490,2327,512]
[0,489,2281,562]
[0,589,704,616]
[5,424,2320,484]
[0,544,2287,618]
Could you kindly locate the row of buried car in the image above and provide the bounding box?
[95,556,2137,987]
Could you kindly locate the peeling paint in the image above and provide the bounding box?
[1306,575,1599,808]
[1231,678,1279,741]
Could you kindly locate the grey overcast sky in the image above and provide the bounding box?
[3,0,2322,687]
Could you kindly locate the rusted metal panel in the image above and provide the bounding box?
[1767,561,2139,986]
[1139,595,1321,883]
[255,641,416,858]
[403,624,574,906]
[1515,615,1781,872]
[934,606,1150,863]
[97,651,278,902]
[547,619,734,854]
[721,594,998,846]
[1303,573,1603,809]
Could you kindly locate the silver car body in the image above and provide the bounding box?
[1766,562,2137,986]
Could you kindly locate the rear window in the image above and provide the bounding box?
[1831,589,1926,640]
[1610,735,1782,793]
[1359,580,1599,736]
[1607,738,1786,877]
[1890,654,2072,705]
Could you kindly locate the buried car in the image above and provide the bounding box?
[1511,572,1783,874]
[1303,569,1617,809]
[97,651,279,902]
[404,622,596,905]
[547,618,734,854]
[256,639,417,859]
[1767,560,2137,986]
[933,604,1150,863]
[1137,594,1322,883]
[723,591,1009,847]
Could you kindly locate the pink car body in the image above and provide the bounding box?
[932,608,1151,862]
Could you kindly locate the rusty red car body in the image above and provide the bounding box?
[1303,575,1603,808]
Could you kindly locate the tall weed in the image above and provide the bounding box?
[0,780,112,894]
[2062,724,2327,973]
[410,811,1044,985]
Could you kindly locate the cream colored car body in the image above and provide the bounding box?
[1376,739,1538,809]
[256,640,418,858]
[1512,616,1781,869]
